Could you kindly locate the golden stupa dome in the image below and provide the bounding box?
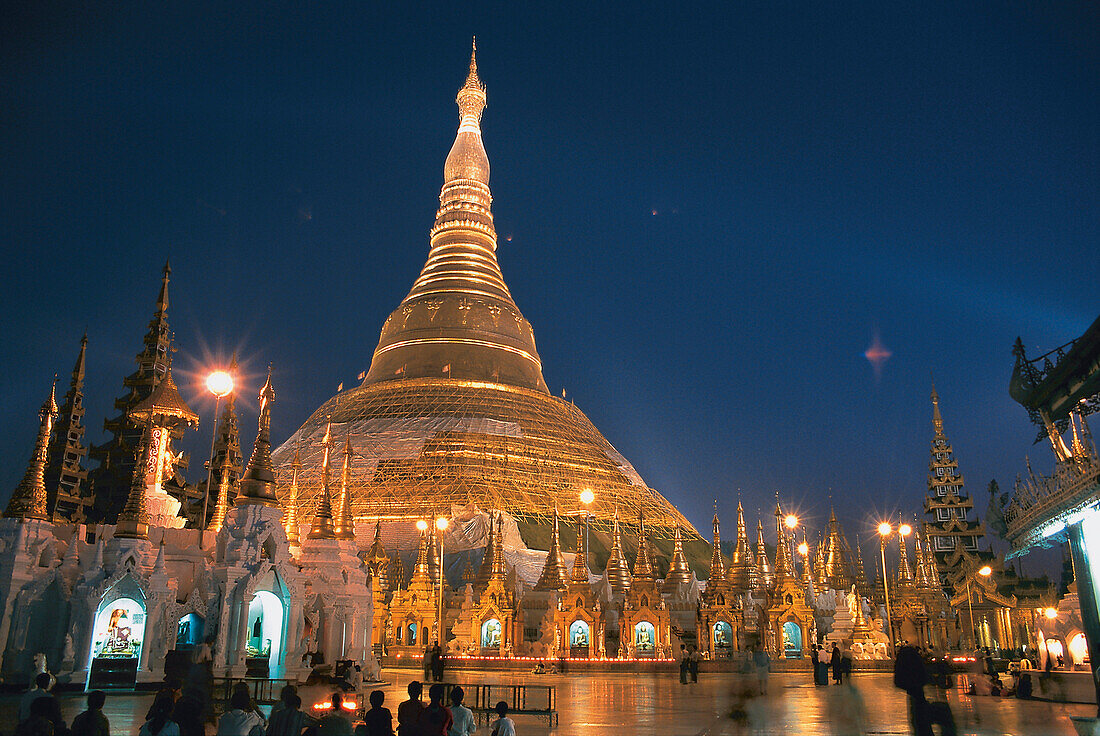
[272,43,696,540]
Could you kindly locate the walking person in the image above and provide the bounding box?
[679,644,690,684]
[489,702,516,736]
[689,645,701,683]
[894,642,933,736]
[830,643,842,684]
[752,644,770,695]
[397,681,424,736]
[430,643,444,683]
[810,645,822,685]
[70,690,109,736]
[447,687,476,736]
[422,647,432,682]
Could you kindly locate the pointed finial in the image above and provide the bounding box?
[115,417,153,538]
[334,432,356,540]
[931,376,944,435]
[3,379,59,520]
[283,435,302,546]
[236,365,278,506]
[307,422,337,539]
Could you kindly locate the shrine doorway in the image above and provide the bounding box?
[569,620,590,658]
[782,621,803,659]
[246,591,283,675]
[634,621,656,657]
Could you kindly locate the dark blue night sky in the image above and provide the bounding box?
[2,2,1097,556]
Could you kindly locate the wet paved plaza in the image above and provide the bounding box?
[0,670,1094,735]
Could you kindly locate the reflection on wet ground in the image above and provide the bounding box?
[0,670,1093,734]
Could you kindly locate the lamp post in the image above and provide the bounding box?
[435,516,449,648]
[201,370,234,529]
[877,522,895,656]
[965,564,993,649]
[580,488,595,561]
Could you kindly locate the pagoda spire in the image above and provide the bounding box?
[489,511,506,581]
[631,511,655,583]
[570,515,591,584]
[361,41,548,393]
[307,422,336,539]
[801,528,816,597]
[773,502,795,580]
[931,379,944,437]
[663,525,693,592]
[44,335,90,520]
[896,531,915,589]
[824,508,854,590]
[726,500,754,590]
[708,508,725,583]
[913,524,933,589]
[283,437,302,546]
[754,520,773,590]
[474,510,498,590]
[89,262,188,524]
[411,527,431,585]
[854,544,870,596]
[237,366,279,506]
[366,520,390,592]
[333,433,355,538]
[3,380,58,520]
[604,508,631,595]
[115,418,153,539]
[534,507,568,591]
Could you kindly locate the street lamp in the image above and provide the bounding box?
[579,488,595,562]
[785,514,799,530]
[877,522,896,656]
[202,370,234,530]
[965,565,993,649]
[1044,607,1058,620]
[435,516,449,648]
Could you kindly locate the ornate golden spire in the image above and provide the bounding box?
[854,543,869,595]
[663,525,692,592]
[709,507,725,582]
[367,520,390,592]
[283,436,302,545]
[237,366,280,506]
[307,422,336,539]
[913,524,932,589]
[333,433,355,539]
[411,527,431,585]
[726,500,754,590]
[754,520,773,589]
[896,530,914,589]
[801,527,816,596]
[207,472,231,533]
[362,42,548,392]
[604,508,631,595]
[931,379,945,437]
[490,511,506,581]
[534,506,568,591]
[631,511,655,583]
[115,418,153,539]
[3,380,58,520]
[475,510,498,590]
[824,508,853,590]
[773,502,795,580]
[570,515,591,584]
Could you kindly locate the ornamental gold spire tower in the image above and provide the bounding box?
[3,381,58,521]
[273,43,696,541]
[363,39,546,392]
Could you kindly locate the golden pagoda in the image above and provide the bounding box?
[271,42,696,541]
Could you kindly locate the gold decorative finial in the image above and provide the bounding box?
[307,422,337,539]
[931,375,944,436]
[237,365,279,506]
[115,417,153,539]
[283,436,302,545]
[3,379,59,520]
[334,433,355,539]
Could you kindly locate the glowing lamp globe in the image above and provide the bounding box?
[579,489,595,505]
[1044,607,1058,620]
[435,517,449,531]
[978,565,992,576]
[206,370,234,398]
[797,542,809,556]
[416,519,429,532]
[899,523,912,536]
[784,514,798,530]
[877,522,892,537]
